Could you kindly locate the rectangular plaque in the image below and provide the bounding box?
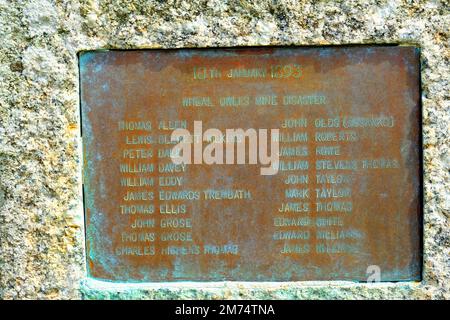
[80,46,422,282]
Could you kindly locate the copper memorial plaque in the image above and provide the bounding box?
[80,46,422,282]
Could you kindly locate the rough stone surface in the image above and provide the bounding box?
[0,0,448,299]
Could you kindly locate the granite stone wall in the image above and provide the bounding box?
[0,0,448,299]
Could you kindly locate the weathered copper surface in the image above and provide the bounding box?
[80,47,422,282]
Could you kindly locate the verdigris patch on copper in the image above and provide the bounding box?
[80,46,421,282]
